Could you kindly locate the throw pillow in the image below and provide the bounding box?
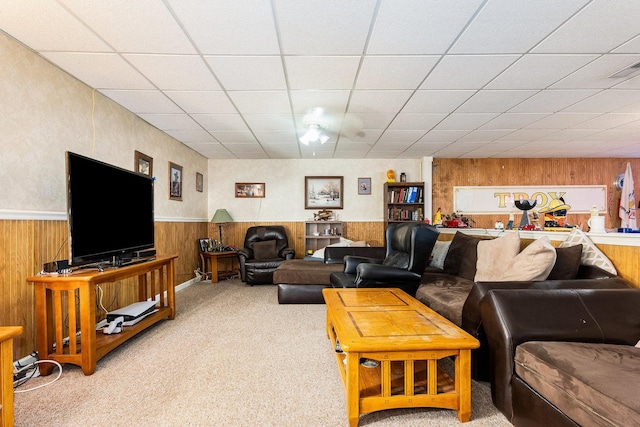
[429,240,452,269]
[501,236,557,281]
[559,228,617,275]
[442,232,483,280]
[547,244,583,280]
[474,232,521,281]
[252,240,277,260]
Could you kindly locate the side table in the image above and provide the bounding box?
[1,326,23,427]
[200,250,238,282]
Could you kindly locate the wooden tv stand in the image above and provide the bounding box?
[27,255,177,376]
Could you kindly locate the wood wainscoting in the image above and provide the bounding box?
[0,219,206,360]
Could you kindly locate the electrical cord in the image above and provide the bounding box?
[14,360,63,393]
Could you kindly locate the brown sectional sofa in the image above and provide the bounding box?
[480,288,640,426]
[414,231,630,381]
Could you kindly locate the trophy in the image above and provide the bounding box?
[514,199,537,229]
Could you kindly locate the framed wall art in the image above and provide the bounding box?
[235,182,265,198]
[169,162,183,201]
[358,177,371,195]
[196,172,203,192]
[134,150,153,177]
[305,176,343,209]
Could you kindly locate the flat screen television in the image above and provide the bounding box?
[66,151,155,266]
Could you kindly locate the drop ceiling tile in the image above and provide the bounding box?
[138,113,202,131]
[0,1,111,52]
[532,1,640,54]
[351,113,396,130]
[165,91,236,114]
[164,130,216,143]
[377,131,425,143]
[338,129,384,143]
[223,142,265,152]
[274,0,376,54]
[452,0,589,53]
[458,130,516,142]
[243,114,294,131]
[613,35,640,53]
[552,55,640,89]
[191,114,249,132]
[124,54,221,90]
[185,143,233,158]
[168,0,280,54]
[61,0,195,54]
[580,129,640,141]
[401,90,475,114]
[209,131,257,143]
[387,114,446,131]
[421,55,520,89]
[418,130,470,142]
[41,52,153,89]
[486,54,598,90]
[347,90,413,113]
[368,0,482,54]
[457,90,537,113]
[285,56,361,90]
[356,56,439,90]
[498,129,556,140]
[612,74,640,90]
[433,113,499,131]
[204,56,286,90]
[227,91,291,114]
[257,135,298,146]
[570,114,640,130]
[562,90,640,113]
[290,91,351,115]
[509,89,600,113]
[334,141,374,152]
[99,90,181,113]
[525,113,600,129]
[480,113,549,130]
[542,129,599,141]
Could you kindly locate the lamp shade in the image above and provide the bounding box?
[211,209,233,223]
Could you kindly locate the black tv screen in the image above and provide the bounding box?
[66,152,155,266]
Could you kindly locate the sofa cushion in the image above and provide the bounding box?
[443,232,483,280]
[428,240,451,269]
[416,273,474,327]
[252,240,277,259]
[474,232,520,281]
[515,341,640,427]
[501,236,557,281]
[273,259,343,285]
[559,228,617,275]
[547,244,583,280]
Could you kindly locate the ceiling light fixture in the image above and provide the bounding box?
[608,61,640,79]
[299,123,330,145]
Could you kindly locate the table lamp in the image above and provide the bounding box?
[211,209,234,249]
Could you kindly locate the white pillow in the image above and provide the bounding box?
[500,236,557,281]
[474,232,521,281]
[311,238,366,259]
[429,240,451,269]
[559,228,617,275]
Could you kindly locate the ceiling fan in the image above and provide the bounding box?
[298,107,364,145]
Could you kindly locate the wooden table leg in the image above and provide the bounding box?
[210,255,220,282]
[456,349,473,422]
[345,352,360,427]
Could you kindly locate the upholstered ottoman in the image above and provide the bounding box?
[274,260,343,304]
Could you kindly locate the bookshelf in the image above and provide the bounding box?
[305,221,343,255]
[384,182,425,227]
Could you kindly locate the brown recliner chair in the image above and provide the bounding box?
[237,226,295,285]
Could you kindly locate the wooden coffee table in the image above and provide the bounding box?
[322,288,480,427]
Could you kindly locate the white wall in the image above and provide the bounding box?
[0,32,208,221]
[208,159,423,221]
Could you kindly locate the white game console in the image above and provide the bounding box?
[107,300,157,322]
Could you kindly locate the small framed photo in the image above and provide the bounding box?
[235,182,265,198]
[358,177,372,195]
[305,176,343,209]
[196,172,203,192]
[169,162,183,201]
[134,151,153,177]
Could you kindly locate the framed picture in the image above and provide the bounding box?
[134,150,153,177]
[305,176,343,209]
[358,177,372,195]
[196,172,203,192]
[169,162,183,201]
[235,182,265,198]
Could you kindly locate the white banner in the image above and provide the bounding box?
[453,186,607,215]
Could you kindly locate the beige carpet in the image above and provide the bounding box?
[14,279,512,426]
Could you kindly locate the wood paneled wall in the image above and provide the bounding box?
[433,158,640,230]
[0,219,206,359]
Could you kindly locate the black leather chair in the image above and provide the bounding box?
[329,222,439,296]
[237,226,295,285]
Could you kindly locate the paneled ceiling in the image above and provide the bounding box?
[3,0,640,159]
